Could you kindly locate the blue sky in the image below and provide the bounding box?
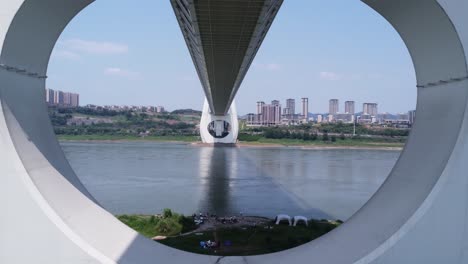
[48,0,416,115]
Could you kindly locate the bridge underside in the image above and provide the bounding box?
[171,0,283,115]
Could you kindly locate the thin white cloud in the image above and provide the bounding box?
[54,50,81,61]
[265,63,282,71]
[253,63,283,71]
[319,71,382,81]
[104,67,142,80]
[319,71,342,81]
[61,39,129,55]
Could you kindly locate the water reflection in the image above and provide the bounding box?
[63,142,399,220]
[236,148,334,219]
[198,147,234,215]
[197,146,332,219]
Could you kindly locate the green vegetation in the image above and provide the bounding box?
[58,133,404,148]
[171,109,202,115]
[236,131,405,148]
[160,221,340,256]
[117,210,341,256]
[318,123,409,137]
[238,123,408,148]
[49,106,200,139]
[117,209,196,237]
[256,124,409,140]
[57,134,199,142]
[238,133,263,142]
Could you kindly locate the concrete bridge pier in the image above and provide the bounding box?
[200,99,239,144]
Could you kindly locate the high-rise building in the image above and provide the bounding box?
[156,106,165,113]
[363,103,378,116]
[271,100,281,124]
[254,100,282,126]
[53,90,58,105]
[261,103,282,125]
[301,98,309,120]
[329,99,339,114]
[46,88,79,107]
[317,114,323,123]
[409,110,416,125]
[45,88,55,105]
[54,90,64,105]
[286,99,295,116]
[247,113,255,124]
[63,92,79,107]
[273,103,281,124]
[63,92,72,106]
[257,101,265,115]
[70,93,79,107]
[256,101,265,125]
[257,101,264,114]
[261,105,269,125]
[345,101,355,114]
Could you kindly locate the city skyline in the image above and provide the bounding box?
[247,96,414,127]
[47,0,416,115]
[46,88,79,108]
[248,97,413,115]
[50,87,412,116]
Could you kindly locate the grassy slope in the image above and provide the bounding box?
[57,134,199,142]
[160,222,339,256]
[118,214,340,256]
[117,213,196,238]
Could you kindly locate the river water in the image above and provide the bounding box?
[61,141,400,220]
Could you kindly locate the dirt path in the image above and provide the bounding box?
[178,216,271,237]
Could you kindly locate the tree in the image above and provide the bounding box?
[155,218,182,236]
[322,133,329,141]
[311,133,318,141]
[178,215,197,233]
[331,135,337,142]
[125,112,133,120]
[163,208,173,218]
[340,133,346,140]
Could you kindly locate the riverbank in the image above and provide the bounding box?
[118,212,341,256]
[57,134,199,143]
[238,143,403,151]
[237,138,404,150]
[58,135,404,150]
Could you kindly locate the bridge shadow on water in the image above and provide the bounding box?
[196,146,332,219]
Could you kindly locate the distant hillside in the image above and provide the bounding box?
[171,109,202,115]
[49,107,200,138]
